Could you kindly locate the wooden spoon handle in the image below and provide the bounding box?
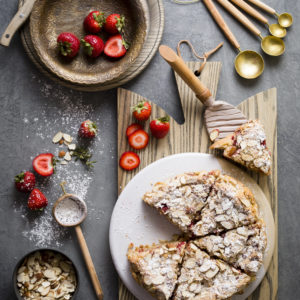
[159,45,213,105]
[246,0,276,15]
[0,0,36,47]
[217,0,262,36]
[203,0,240,50]
[230,0,268,24]
[75,226,104,300]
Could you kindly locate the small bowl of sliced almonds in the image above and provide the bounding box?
[13,249,79,300]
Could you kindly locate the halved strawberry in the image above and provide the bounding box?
[119,151,140,171]
[126,123,143,138]
[128,129,149,150]
[33,153,56,177]
[104,34,128,58]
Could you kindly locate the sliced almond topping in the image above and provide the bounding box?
[68,144,76,151]
[210,129,220,142]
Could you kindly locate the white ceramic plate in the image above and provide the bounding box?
[109,153,275,300]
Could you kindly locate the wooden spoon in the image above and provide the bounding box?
[159,45,248,141]
[0,0,36,46]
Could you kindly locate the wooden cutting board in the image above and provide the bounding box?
[117,61,277,300]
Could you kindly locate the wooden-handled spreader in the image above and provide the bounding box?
[159,45,248,141]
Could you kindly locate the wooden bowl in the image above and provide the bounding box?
[29,0,147,85]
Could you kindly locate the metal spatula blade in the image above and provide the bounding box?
[159,45,248,141]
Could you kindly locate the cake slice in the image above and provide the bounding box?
[210,120,272,175]
[194,220,267,275]
[191,174,259,237]
[127,241,186,300]
[174,242,251,300]
[143,171,220,233]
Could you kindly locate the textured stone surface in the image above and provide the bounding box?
[0,0,299,299]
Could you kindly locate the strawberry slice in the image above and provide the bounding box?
[126,123,143,138]
[33,153,56,177]
[104,34,128,58]
[119,151,140,171]
[128,129,149,150]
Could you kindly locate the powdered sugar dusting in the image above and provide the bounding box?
[16,78,105,248]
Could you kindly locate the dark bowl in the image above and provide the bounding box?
[13,248,80,300]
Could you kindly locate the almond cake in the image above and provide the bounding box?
[210,120,272,175]
[127,241,186,300]
[191,174,259,236]
[128,171,267,299]
[143,171,220,233]
[194,219,267,275]
[174,242,251,300]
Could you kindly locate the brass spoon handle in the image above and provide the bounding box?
[0,0,36,47]
[230,0,268,24]
[217,0,261,36]
[159,45,213,105]
[247,0,276,15]
[203,0,240,50]
[75,226,104,300]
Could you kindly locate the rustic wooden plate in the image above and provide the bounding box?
[29,0,147,85]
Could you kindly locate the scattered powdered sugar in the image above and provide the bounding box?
[16,77,106,248]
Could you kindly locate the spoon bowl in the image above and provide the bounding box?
[261,35,285,56]
[269,23,286,38]
[53,193,87,227]
[278,12,293,28]
[235,50,264,79]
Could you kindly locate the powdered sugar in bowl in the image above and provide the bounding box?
[53,194,87,227]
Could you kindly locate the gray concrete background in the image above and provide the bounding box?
[0,0,299,299]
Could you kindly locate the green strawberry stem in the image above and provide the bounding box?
[81,40,94,56]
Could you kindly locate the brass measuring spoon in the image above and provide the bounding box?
[53,183,104,300]
[217,0,285,56]
[203,0,264,79]
[247,0,293,28]
[230,0,286,38]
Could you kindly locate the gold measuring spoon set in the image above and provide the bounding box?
[203,0,293,79]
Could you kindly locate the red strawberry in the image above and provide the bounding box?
[57,32,80,58]
[104,34,128,58]
[104,14,125,35]
[79,120,98,138]
[15,171,35,193]
[126,123,143,138]
[81,35,104,58]
[84,11,105,33]
[119,151,140,171]
[128,129,149,150]
[28,189,48,210]
[150,116,170,139]
[132,101,152,121]
[33,153,56,177]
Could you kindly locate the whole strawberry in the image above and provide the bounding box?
[28,189,48,210]
[104,14,125,35]
[57,32,80,58]
[79,120,98,138]
[15,171,35,193]
[150,116,170,139]
[81,35,104,58]
[84,11,105,33]
[132,100,152,121]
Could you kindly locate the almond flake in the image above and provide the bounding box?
[68,144,76,151]
[63,134,72,143]
[60,161,68,165]
[210,129,220,142]
[52,132,63,144]
[64,152,72,161]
